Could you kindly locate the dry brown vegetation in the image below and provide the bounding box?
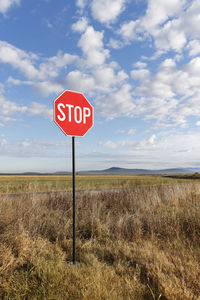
[0,183,200,299]
[0,174,186,193]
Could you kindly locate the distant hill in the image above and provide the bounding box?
[22,172,45,175]
[54,171,71,175]
[1,167,200,176]
[77,167,200,175]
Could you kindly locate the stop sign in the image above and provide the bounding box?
[54,90,93,137]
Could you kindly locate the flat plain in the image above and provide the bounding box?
[0,175,200,299]
[0,174,189,193]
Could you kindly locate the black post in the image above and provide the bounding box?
[72,136,76,265]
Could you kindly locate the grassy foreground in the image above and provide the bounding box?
[0,174,187,193]
[0,183,200,299]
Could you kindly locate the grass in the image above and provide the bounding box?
[166,173,200,180]
[0,180,200,299]
[0,174,190,193]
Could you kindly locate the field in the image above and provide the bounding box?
[0,174,189,194]
[0,175,200,299]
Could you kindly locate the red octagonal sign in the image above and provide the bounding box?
[54,90,94,137]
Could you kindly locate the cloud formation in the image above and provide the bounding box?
[0,90,52,126]
[118,0,200,55]
[91,0,127,24]
[1,0,200,130]
[0,0,20,14]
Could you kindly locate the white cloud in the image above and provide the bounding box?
[27,102,53,119]
[187,40,200,56]
[15,139,72,151]
[141,0,186,32]
[1,25,127,102]
[91,0,127,24]
[133,61,147,69]
[93,131,200,169]
[99,140,117,149]
[181,0,200,40]
[63,23,130,106]
[148,134,156,145]
[131,68,150,80]
[196,121,200,126]
[0,138,72,158]
[0,83,4,95]
[0,30,132,122]
[152,1,200,53]
[148,132,200,159]
[0,138,8,146]
[0,41,78,82]
[118,20,139,42]
[3,24,199,127]
[141,50,165,61]
[183,57,200,77]
[33,80,63,97]
[94,67,128,90]
[0,90,52,125]
[32,55,128,98]
[33,140,71,148]
[154,19,187,52]
[38,51,78,80]
[108,38,123,49]
[0,94,27,116]
[138,134,157,148]
[94,67,115,87]
[0,41,80,97]
[111,130,200,166]
[64,66,128,96]
[76,0,87,11]
[0,115,17,122]
[20,140,30,147]
[0,41,38,79]
[45,19,54,29]
[130,56,200,127]
[128,129,136,135]
[118,0,200,54]
[7,76,32,86]
[0,0,20,14]
[65,70,95,93]
[117,129,136,135]
[96,84,135,120]
[71,17,88,33]
[118,131,200,168]
[78,26,109,67]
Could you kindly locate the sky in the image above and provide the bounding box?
[0,0,200,172]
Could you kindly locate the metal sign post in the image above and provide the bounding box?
[54,90,94,265]
[72,136,76,264]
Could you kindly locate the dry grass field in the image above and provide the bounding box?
[0,174,187,193]
[0,176,200,299]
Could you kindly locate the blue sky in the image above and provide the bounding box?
[0,0,200,172]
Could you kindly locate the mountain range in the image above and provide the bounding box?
[1,167,199,175]
[76,167,200,175]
